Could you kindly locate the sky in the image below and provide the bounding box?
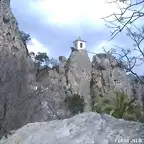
[10,0,144,75]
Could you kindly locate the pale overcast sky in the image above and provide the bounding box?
[10,0,144,75]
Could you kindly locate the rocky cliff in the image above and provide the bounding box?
[0,0,144,139]
[91,54,144,106]
[0,0,36,138]
[66,50,91,111]
[35,50,92,120]
[35,49,144,120]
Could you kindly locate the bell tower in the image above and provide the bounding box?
[73,37,86,50]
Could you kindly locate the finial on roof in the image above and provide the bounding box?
[78,37,81,40]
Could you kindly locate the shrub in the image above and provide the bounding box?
[97,53,108,58]
[92,91,144,122]
[116,60,125,68]
[19,31,31,45]
[65,94,85,115]
[97,65,106,70]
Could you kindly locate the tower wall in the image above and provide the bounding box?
[74,41,86,50]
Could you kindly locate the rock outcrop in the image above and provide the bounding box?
[0,0,36,138]
[1,0,144,140]
[91,54,144,106]
[66,50,91,111]
[91,54,133,100]
[1,112,144,144]
[91,54,131,94]
[35,50,92,120]
[130,80,144,106]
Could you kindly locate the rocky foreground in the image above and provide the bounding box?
[1,112,144,144]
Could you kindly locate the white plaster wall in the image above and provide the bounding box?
[74,41,86,50]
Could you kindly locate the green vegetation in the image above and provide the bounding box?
[19,31,31,45]
[30,51,59,71]
[35,52,50,66]
[116,59,126,69]
[97,53,108,58]
[65,94,85,115]
[91,91,144,122]
[19,31,59,71]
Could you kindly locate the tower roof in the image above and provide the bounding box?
[78,37,81,40]
[73,37,86,43]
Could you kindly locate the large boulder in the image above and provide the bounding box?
[1,112,144,144]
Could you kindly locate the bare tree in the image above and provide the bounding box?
[102,0,144,83]
[103,0,144,39]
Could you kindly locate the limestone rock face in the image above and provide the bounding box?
[92,54,118,70]
[91,54,144,106]
[131,81,144,106]
[35,60,71,121]
[91,54,133,99]
[35,50,92,120]
[1,112,144,144]
[0,0,36,138]
[58,56,67,74]
[0,0,35,78]
[66,50,92,111]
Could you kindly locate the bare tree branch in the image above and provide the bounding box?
[103,0,144,39]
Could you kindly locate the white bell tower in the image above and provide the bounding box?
[73,37,86,50]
